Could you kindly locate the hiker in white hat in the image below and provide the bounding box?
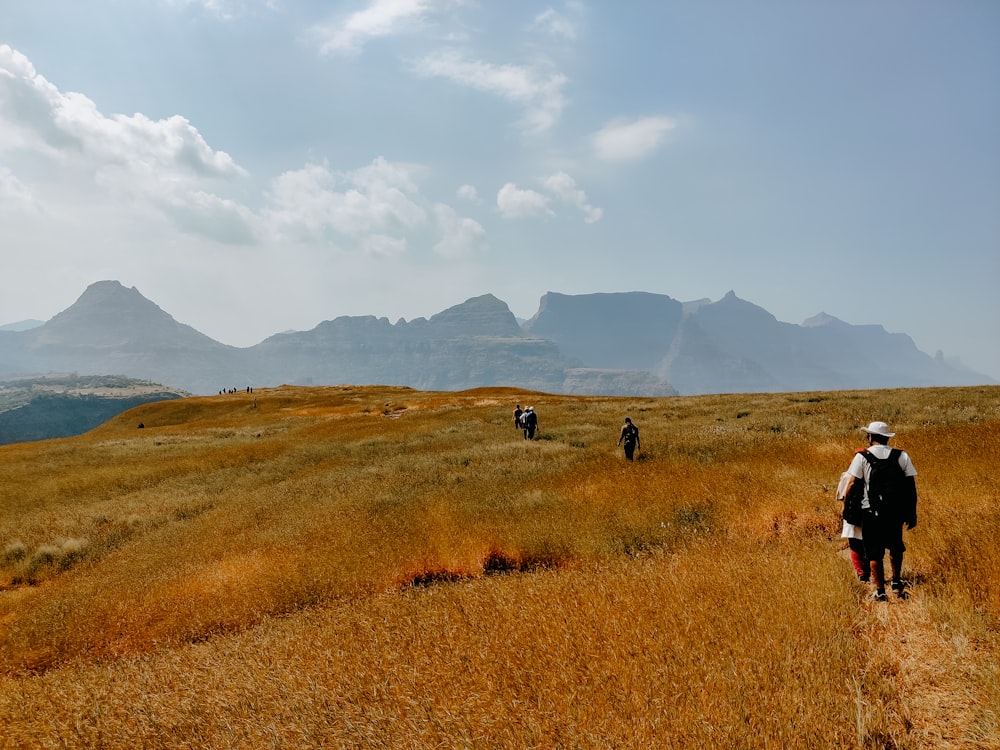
[841,421,918,601]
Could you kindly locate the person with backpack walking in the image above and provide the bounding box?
[521,406,538,440]
[617,417,641,461]
[841,421,918,601]
[513,404,523,431]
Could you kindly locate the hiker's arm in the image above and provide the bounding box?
[841,474,858,502]
[904,476,917,528]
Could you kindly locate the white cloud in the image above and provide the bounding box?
[412,49,567,133]
[542,171,602,223]
[263,158,428,245]
[0,46,243,178]
[532,8,576,40]
[433,202,485,257]
[312,0,456,55]
[497,182,553,220]
[457,183,479,203]
[0,45,81,156]
[1,44,490,275]
[0,44,252,242]
[591,116,677,162]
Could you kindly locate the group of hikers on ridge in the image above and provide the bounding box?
[838,420,918,602]
[512,404,642,461]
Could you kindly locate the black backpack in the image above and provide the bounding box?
[860,448,907,517]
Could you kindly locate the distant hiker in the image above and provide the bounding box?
[521,406,538,440]
[513,404,523,430]
[837,450,868,582]
[841,421,918,601]
[618,417,640,460]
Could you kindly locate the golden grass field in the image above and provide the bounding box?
[0,384,997,749]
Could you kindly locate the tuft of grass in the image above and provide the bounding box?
[2,540,26,563]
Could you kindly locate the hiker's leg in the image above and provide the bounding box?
[863,513,888,595]
[848,538,868,579]
[890,549,903,582]
[870,556,885,592]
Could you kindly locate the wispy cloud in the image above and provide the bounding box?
[433,203,485,257]
[412,49,567,133]
[456,184,479,203]
[496,182,553,220]
[497,171,601,223]
[591,116,677,162]
[542,171,602,223]
[312,0,456,55]
[161,0,281,21]
[532,8,576,40]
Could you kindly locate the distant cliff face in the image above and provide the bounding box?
[663,290,983,393]
[0,281,991,397]
[519,289,992,394]
[523,292,684,372]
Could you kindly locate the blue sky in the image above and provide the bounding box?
[1,1,998,378]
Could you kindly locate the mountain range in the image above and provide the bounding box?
[0,281,991,398]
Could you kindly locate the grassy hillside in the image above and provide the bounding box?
[1,385,997,748]
[0,374,185,444]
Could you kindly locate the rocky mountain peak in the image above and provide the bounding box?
[427,294,521,337]
[32,280,219,350]
[802,312,845,328]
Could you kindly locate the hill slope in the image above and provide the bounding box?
[0,384,997,747]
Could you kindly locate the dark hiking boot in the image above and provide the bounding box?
[870,590,888,602]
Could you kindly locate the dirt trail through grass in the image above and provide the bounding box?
[864,589,992,749]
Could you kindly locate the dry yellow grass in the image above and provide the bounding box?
[0,384,997,748]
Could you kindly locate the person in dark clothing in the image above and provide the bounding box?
[513,404,523,430]
[618,417,640,460]
[841,421,918,601]
[522,406,538,440]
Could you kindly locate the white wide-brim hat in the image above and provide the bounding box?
[862,421,895,438]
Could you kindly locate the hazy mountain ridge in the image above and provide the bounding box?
[527,289,993,394]
[0,319,44,332]
[0,281,991,399]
